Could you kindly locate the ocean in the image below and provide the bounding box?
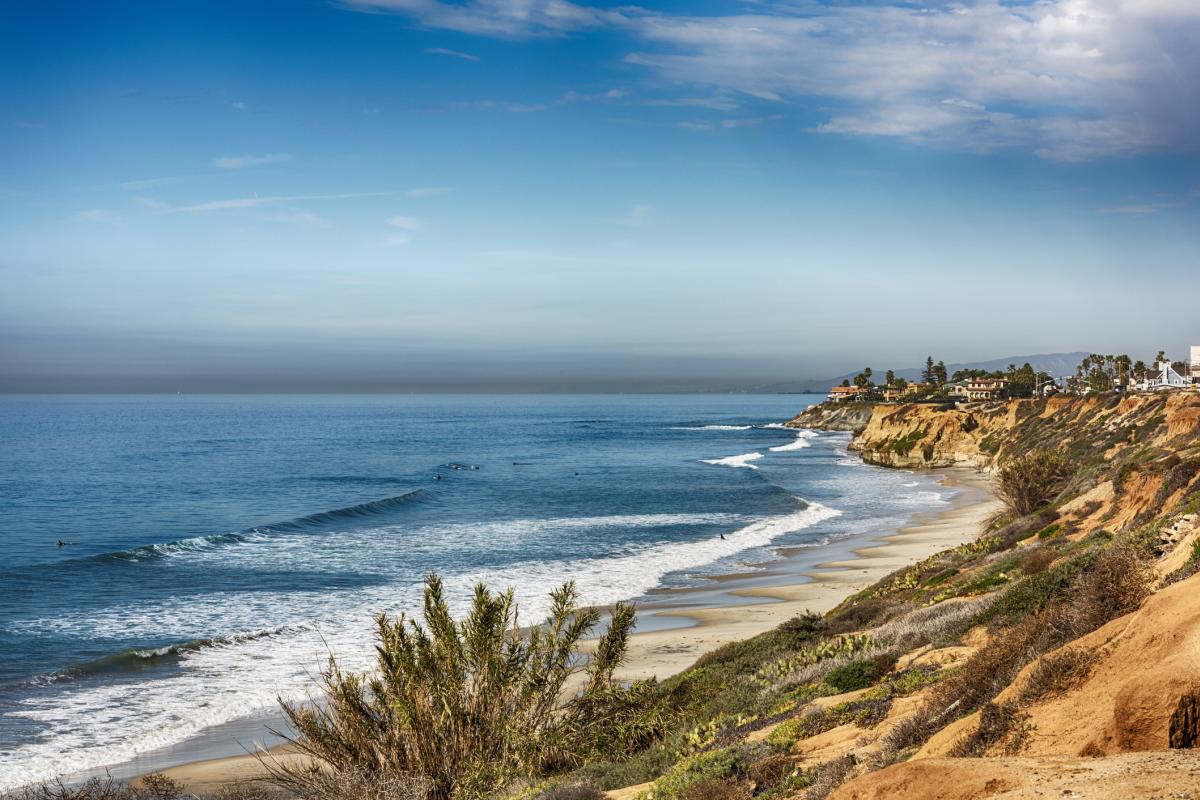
[0,394,954,788]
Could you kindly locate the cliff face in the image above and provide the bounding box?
[837,393,1200,472]
[784,402,875,433]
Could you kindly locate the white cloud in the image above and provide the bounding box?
[407,187,452,198]
[425,47,480,61]
[386,215,423,231]
[231,101,247,110]
[212,153,292,170]
[169,191,395,213]
[619,0,1199,160]
[343,0,614,38]
[344,0,1200,160]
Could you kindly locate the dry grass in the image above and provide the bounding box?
[1018,648,1098,704]
[536,785,607,800]
[2,775,280,800]
[947,702,1028,757]
[681,777,753,800]
[802,755,857,800]
[880,542,1152,760]
[768,597,993,691]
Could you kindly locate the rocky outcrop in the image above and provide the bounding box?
[785,402,875,433]
[847,402,1002,469]
[841,392,1200,470]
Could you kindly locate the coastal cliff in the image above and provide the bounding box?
[584,392,1200,800]
[785,402,875,433]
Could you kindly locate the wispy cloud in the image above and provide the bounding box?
[231,101,247,110]
[343,0,614,38]
[386,214,423,231]
[425,47,480,62]
[102,175,192,191]
[212,153,292,170]
[407,186,452,198]
[342,0,1200,161]
[169,190,395,213]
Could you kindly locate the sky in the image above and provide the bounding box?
[1,0,1198,392]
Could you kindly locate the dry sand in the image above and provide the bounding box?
[154,468,1000,792]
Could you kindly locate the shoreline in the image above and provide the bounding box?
[148,466,1000,792]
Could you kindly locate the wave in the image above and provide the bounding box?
[0,500,840,791]
[701,452,763,469]
[769,430,818,452]
[92,489,429,563]
[37,627,309,686]
[897,490,948,506]
[672,424,755,431]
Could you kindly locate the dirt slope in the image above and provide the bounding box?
[829,751,1200,800]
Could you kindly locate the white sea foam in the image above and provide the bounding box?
[701,452,763,469]
[897,490,948,506]
[769,430,818,452]
[0,503,839,791]
[671,424,755,431]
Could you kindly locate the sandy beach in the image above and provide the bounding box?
[149,466,1000,793]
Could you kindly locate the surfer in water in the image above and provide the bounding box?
[720,534,726,540]
[56,539,65,547]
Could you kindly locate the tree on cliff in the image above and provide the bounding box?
[933,361,948,386]
[885,370,895,386]
[922,356,935,384]
[853,368,874,388]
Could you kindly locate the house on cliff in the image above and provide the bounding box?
[951,376,1009,401]
[1134,361,1192,392]
[827,385,867,403]
[882,382,936,402]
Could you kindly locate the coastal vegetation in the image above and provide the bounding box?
[11,391,1200,799]
[274,576,663,800]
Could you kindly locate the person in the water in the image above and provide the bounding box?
[56,539,65,547]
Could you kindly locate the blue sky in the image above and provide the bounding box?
[2,0,1198,391]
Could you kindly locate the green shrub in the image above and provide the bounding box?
[1036,523,1062,540]
[823,655,895,693]
[277,575,658,800]
[996,450,1072,516]
[643,748,743,800]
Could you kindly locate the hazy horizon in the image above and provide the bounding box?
[2,0,1198,392]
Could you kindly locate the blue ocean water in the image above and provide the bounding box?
[0,394,952,787]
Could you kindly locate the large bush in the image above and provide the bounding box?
[276,575,660,800]
[996,450,1071,516]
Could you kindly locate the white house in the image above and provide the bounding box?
[1135,361,1192,392]
[1192,345,1200,384]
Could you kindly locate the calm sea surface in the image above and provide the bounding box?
[0,394,953,787]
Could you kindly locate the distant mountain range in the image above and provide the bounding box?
[757,353,1091,394]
